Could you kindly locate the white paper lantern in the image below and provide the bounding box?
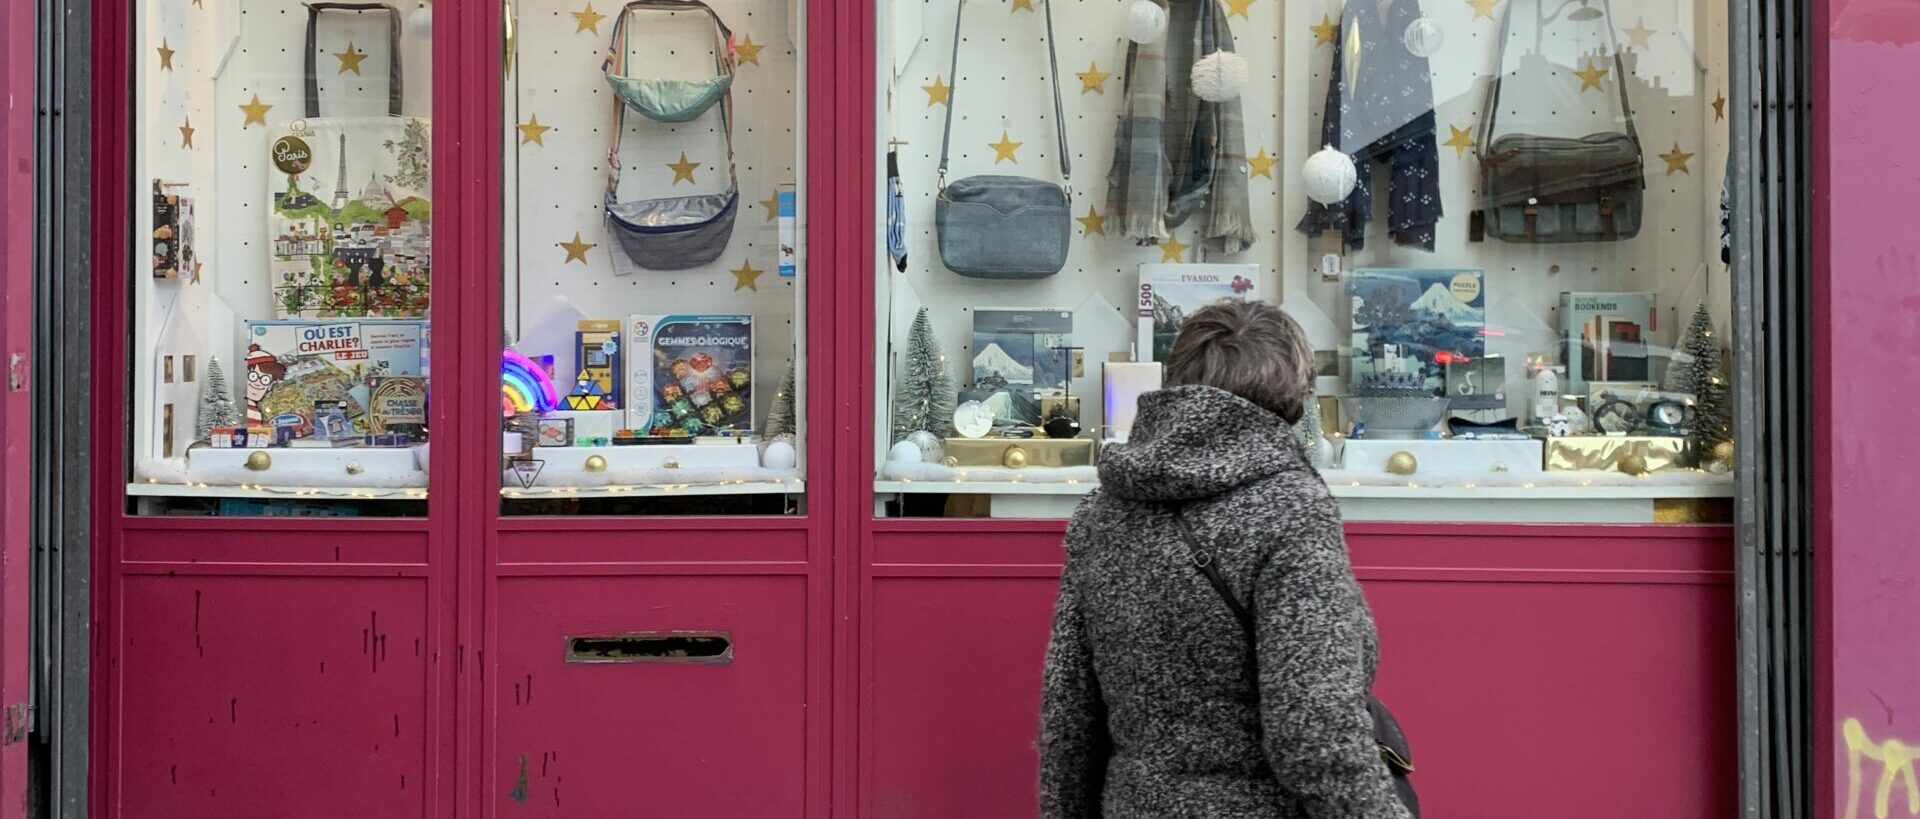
[762,440,799,470]
[1402,17,1443,57]
[904,430,946,463]
[887,440,923,465]
[1125,0,1167,44]
[1191,51,1249,103]
[1303,146,1359,205]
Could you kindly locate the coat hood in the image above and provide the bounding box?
[1098,385,1307,503]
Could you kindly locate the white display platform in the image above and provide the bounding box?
[1335,438,1545,475]
[180,446,429,489]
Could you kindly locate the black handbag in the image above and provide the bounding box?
[1170,508,1420,816]
[933,0,1072,279]
[1472,0,1644,244]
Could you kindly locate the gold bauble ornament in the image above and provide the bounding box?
[1616,452,1650,476]
[1002,446,1030,469]
[244,451,272,471]
[1384,451,1418,475]
[1711,441,1734,464]
[345,461,364,475]
[584,454,609,473]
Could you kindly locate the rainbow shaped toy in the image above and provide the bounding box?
[502,349,560,417]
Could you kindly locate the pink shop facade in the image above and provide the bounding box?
[0,0,1914,815]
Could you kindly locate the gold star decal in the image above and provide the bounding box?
[735,34,764,66]
[334,42,368,75]
[1622,18,1655,49]
[239,94,273,128]
[559,232,596,264]
[1311,14,1338,45]
[1076,205,1106,237]
[1467,0,1500,21]
[157,39,176,71]
[1011,0,1033,11]
[1712,90,1727,121]
[1158,234,1190,263]
[760,191,781,222]
[922,76,950,107]
[1574,58,1609,92]
[1224,0,1254,19]
[1443,124,1476,158]
[1247,148,1276,179]
[517,114,551,146]
[666,152,702,184]
[178,117,196,149]
[988,131,1021,164]
[571,3,606,34]
[1076,62,1110,94]
[730,259,764,291]
[1660,143,1694,175]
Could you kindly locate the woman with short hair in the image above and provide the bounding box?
[1038,299,1409,818]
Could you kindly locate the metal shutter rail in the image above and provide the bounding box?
[1731,0,1814,815]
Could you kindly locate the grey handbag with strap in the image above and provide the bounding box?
[1169,507,1420,816]
[934,0,1072,279]
[1473,0,1644,244]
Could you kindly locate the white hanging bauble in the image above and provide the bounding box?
[904,430,945,464]
[887,440,923,465]
[1125,0,1167,44]
[1402,17,1443,57]
[762,440,799,470]
[1191,51,1249,103]
[408,1,433,40]
[1303,146,1359,205]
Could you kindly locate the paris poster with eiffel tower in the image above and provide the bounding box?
[267,117,432,318]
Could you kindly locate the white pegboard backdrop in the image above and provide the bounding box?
[136,0,435,470]
[874,0,1729,464]
[505,0,804,436]
[875,0,1289,454]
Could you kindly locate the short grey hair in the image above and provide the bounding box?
[1163,300,1316,424]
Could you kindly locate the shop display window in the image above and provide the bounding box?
[130,0,435,515]
[872,0,1734,524]
[498,0,807,515]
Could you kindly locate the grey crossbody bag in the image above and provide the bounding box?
[934,0,1072,279]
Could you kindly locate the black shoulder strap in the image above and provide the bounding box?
[304,3,404,119]
[936,0,1071,188]
[1479,0,1640,155]
[1170,508,1256,643]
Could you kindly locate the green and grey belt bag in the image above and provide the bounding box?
[934,0,1071,279]
[1473,0,1643,244]
[602,0,739,271]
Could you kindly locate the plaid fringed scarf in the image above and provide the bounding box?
[1106,0,1256,254]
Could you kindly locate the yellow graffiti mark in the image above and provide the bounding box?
[1846,718,1920,819]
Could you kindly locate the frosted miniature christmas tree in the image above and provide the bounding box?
[195,357,241,439]
[764,358,798,437]
[1666,303,1732,451]
[1294,393,1325,467]
[891,308,955,442]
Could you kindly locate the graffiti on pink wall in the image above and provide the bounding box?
[1844,719,1919,819]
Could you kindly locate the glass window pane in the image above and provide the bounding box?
[873,0,1733,525]
[499,0,807,515]
[131,0,434,516]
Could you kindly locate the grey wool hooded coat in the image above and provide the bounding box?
[1038,385,1411,818]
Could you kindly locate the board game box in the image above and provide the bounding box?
[244,319,429,441]
[624,315,754,436]
[1137,263,1259,362]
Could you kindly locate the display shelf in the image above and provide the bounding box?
[126,481,427,501]
[500,479,805,501]
[874,476,1733,500]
